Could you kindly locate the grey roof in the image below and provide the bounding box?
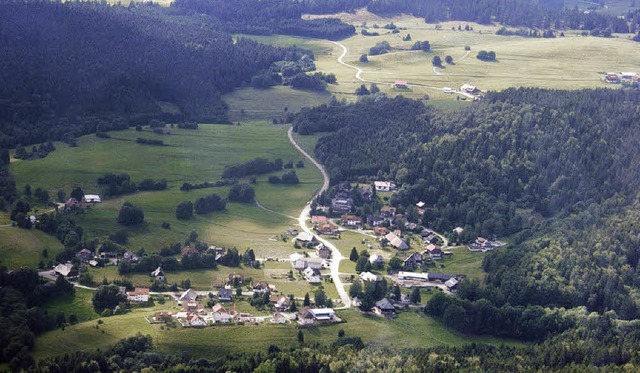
[375,298,396,311]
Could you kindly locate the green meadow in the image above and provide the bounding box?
[33,307,525,361]
[8,123,322,260]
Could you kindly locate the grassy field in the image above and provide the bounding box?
[43,287,99,323]
[33,305,525,362]
[9,123,322,259]
[0,226,63,268]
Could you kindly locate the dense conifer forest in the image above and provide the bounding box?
[0,1,315,148]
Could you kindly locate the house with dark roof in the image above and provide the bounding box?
[374,298,396,317]
[403,252,423,269]
[252,281,270,294]
[76,249,94,263]
[151,266,165,282]
[424,244,443,260]
[178,288,197,303]
[181,246,199,256]
[53,263,79,279]
[316,244,332,259]
[218,288,233,302]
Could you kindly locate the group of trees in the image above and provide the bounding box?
[268,170,300,184]
[176,194,226,220]
[222,158,284,179]
[97,173,167,198]
[117,202,144,226]
[476,50,497,61]
[227,184,255,203]
[368,41,391,56]
[0,268,74,370]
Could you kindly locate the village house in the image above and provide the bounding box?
[184,313,207,327]
[296,231,315,243]
[178,288,198,303]
[374,298,396,317]
[367,215,385,227]
[311,215,328,226]
[212,304,232,323]
[270,312,289,324]
[227,273,245,286]
[403,252,423,269]
[316,244,332,259]
[64,198,82,210]
[380,206,397,219]
[359,186,373,201]
[369,254,384,267]
[385,232,409,251]
[236,313,264,324]
[208,246,226,261]
[53,263,79,280]
[252,281,270,294]
[76,248,94,263]
[429,273,457,283]
[374,226,388,236]
[127,287,150,303]
[181,300,206,314]
[217,288,233,302]
[452,227,464,235]
[152,311,173,323]
[341,214,362,227]
[360,271,381,282]
[374,181,396,192]
[330,197,353,214]
[122,250,139,264]
[424,244,443,260]
[151,266,165,282]
[316,222,340,235]
[270,294,292,311]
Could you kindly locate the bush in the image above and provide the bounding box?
[175,201,193,220]
[228,184,255,203]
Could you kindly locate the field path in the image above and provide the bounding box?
[328,40,383,85]
[287,126,351,308]
[254,198,297,220]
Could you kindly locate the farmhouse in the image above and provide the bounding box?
[53,263,78,279]
[374,181,395,192]
[461,83,480,94]
[385,232,409,251]
[127,287,150,303]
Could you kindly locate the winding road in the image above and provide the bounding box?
[287,127,351,308]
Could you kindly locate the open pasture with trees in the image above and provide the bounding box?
[8,123,322,259]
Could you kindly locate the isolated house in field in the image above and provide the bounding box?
[394,80,408,89]
[217,288,233,302]
[127,287,150,303]
[178,288,197,303]
[151,266,165,282]
[53,263,79,280]
[374,298,396,317]
[83,194,101,203]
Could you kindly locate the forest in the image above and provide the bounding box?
[0,1,312,148]
[301,0,638,33]
[293,88,640,362]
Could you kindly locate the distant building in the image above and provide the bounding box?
[374,298,396,317]
[217,288,233,302]
[374,181,395,192]
[424,244,443,260]
[53,263,78,279]
[461,83,480,94]
[394,80,408,89]
[369,254,384,266]
[385,232,409,251]
[178,288,197,303]
[316,244,332,259]
[151,266,165,282]
[360,271,381,282]
[83,195,101,203]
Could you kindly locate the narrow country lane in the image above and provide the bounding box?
[287,127,351,308]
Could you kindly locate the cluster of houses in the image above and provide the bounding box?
[604,71,639,84]
[290,253,325,284]
[60,194,101,212]
[151,287,339,327]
